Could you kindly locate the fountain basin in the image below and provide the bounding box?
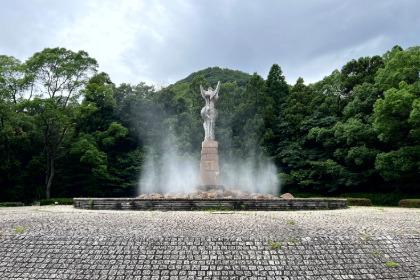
[73,197,347,211]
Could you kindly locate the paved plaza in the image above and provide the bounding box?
[0,206,419,279]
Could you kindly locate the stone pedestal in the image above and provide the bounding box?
[199,140,220,188]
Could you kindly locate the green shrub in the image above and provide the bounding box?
[346,198,372,206]
[0,202,24,207]
[399,199,420,208]
[38,198,74,206]
[341,193,406,206]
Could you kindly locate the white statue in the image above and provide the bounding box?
[200,81,220,141]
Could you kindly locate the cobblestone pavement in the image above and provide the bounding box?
[0,206,419,279]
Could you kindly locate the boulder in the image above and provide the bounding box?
[280,193,294,199]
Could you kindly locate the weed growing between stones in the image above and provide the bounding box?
[359,230,372,242]
[14,226,25,234]
[371,249,383,257]
[268,240,281,250]
[286,220,296,226]
[385,261,400,268]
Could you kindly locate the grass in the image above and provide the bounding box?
[268,240,281,250]
[14,226,26,234]
[385,261,400,268]
[286,220,296,226]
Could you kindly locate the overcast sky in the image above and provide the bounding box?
[1,0,419,86]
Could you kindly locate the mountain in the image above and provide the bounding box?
[166,67,252,97]
[176,66,252,86]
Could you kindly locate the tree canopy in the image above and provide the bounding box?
[0,46,419,202]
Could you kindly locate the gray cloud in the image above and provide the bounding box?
[1,0,419,86]
[0,0,88,57]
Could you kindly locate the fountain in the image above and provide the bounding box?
[74,81,347,210]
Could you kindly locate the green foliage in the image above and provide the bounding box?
[268,240,281,250]
[176,67,250,87]
[375,146,420,181]
[0,202,25,207]
[14,226,26,234]
[38,198,74,205]
[0,45,419,202]
[0,55,26,102]
[375,46,420,90]
[70,134,108,177]
[341,56,383,94]
[372,48,419,188]
[346,198,372,206]
[385,261,400,268]
[373,83,417,144]
[286,219,296,225]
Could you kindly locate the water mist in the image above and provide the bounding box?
[138,132,281,195]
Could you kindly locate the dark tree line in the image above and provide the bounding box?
[0,46,419,202]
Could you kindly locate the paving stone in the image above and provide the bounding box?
[0,206,419,279]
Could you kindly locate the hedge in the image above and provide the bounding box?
[399,199,420,208]
[346,198,372,206]
[38,198,74,206]
[0,202,25,207]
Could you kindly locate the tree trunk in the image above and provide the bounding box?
[45,156,55,199]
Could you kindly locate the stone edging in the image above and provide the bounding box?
[73,197,348,211]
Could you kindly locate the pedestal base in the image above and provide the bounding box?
[200,140,219,186]
[196,185,224,192]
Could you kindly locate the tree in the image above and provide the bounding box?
[265,64,289,108]
[373,82,420,186]
[23,48,97,198]
[0,55,26,103]
[375,46,420,91]
[2,45,420,201]
[341,56,383,94]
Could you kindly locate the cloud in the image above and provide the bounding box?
[1,0,419,86]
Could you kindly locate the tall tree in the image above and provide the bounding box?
[264,64,289,154]
[265,64,289,109]
[23,48,97,198]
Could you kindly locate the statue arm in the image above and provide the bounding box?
[212,81,221,100]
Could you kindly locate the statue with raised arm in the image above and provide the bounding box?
[200,81,220,141]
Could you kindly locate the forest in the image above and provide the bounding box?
[0,45,419,203]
